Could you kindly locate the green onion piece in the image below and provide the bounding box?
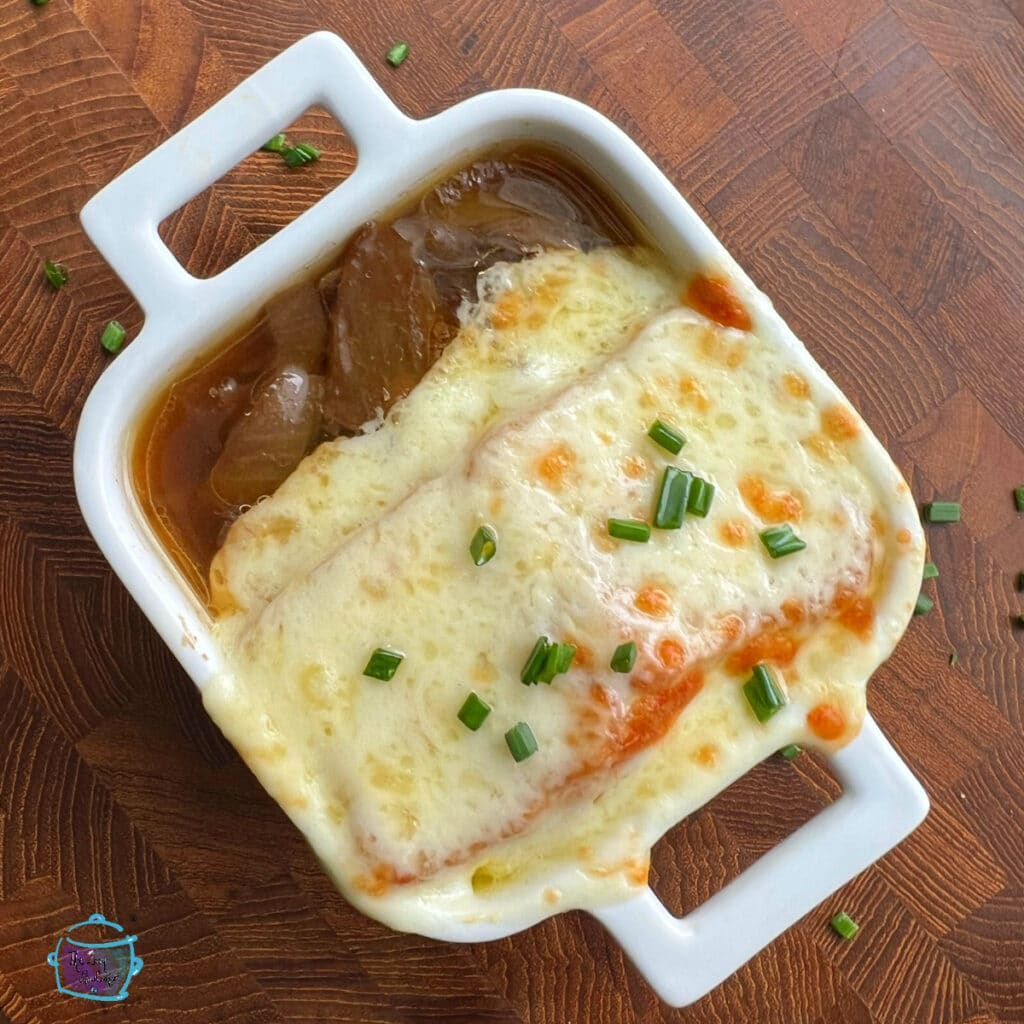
[554,643,576,674]
[779,743,802,760]
[363,647,404,680]
[610,641,637,673]
[687,476,715,518]
[505,722,538,763]
[647,418,686,455]
[470,524,498,566]
[1014,486,1024,513]
[759,524,806,559]
[281,142,321,167]
[457,691,491,731]
[653,467,692,530]
[386,41,410,67]
[914,592,934,616]
[536,642,576,684]
[43,259,67,289]
[743,663,787,723]
[100,320,127,354]
[537,642,561,684]
[261,133,287,153]
[1017,613,1024,629]
[608,517,651,543]
[949,652,959,667]
[923,561,939,580]
[1018,571,1024,593]
[520,635,551,685]
[925,501,960,523]
[830,911,859,940]
[31,0,50,6]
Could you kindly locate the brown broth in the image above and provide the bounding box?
[133,320,274,599]
[133,144,646,605]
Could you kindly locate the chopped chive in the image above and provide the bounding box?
[923,561,939,580]
[608,517,651,543]
[30,0,50,6]
[536,641,576,684]
[949,652,959,667]
[611,641,637,673]
[505,722,538,763]
[759,524,806,559]
[924,501,960,523]
[743,663,786,723]
[520,635,551,685]
[457,691,491,731]
[830,911,859,940]
[914,592,934,615]
[686,476,715,517]
[653,467,692,530]
[1016,614,1024,629]
[281,142,321,167]
[386,41,410,67]
[470,524,498,566]
[537,643,561,684]
[554,643,576,674]
[43,259,67,289]
[100,320,126,354]
[647,418,686,455]
[261,133,287,153]
[1015,487,1024,513]
[363,647,403,680]
[779,743,802,760]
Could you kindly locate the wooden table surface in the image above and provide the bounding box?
[1,0,1023,1021]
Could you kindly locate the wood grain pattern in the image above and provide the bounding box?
[0,0,1022,1020]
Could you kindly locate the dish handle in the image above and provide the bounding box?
[592,714,929,1007]
[80,32,413,320]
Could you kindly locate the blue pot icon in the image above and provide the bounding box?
[46,913,143,1002]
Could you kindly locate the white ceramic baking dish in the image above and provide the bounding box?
[74,32,929,1006]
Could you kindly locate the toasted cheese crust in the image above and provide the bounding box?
[202,248,924,936]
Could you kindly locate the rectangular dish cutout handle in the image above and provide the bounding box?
[592,715,929,1007]
[80,32,414,319]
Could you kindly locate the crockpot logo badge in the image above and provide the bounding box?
[46,912,143,1002]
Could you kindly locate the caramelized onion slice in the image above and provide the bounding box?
[210,368,324,507]
[322,222,456,435]
[391,156,624,312]
[413,157,619,253]
[264,281,329,374]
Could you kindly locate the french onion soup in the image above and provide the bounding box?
[133,145,924,934]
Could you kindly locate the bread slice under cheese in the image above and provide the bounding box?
[210,247,678,617]
[203,257,924,934]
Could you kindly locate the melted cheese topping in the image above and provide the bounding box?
[203,248,924,937]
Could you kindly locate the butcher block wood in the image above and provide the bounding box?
[1,0,1022,1020]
